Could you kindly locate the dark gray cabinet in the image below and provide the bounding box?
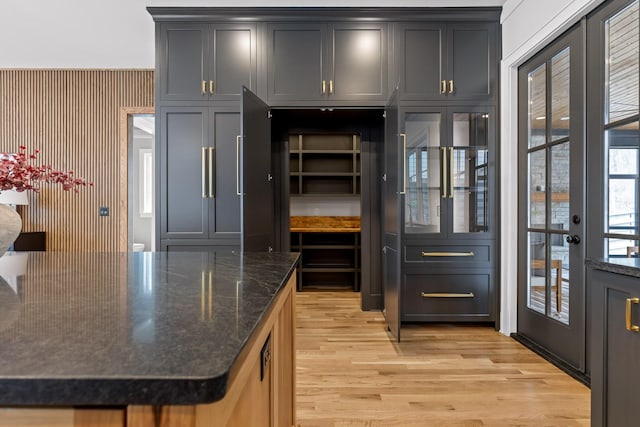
[590,265,640,427]
[159,106,241,247]
[267,22,388,104]
[396,22,497,101]
[158,23,257,102]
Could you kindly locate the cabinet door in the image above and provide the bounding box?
[158,23,209,101]
[160,107,210,240]
[328,23,388,101]
[209,109,241,238]
[241,87,273,252]
[447,23,496,101]
[267,23,326,103]
[396,23,446,100]
[211,25,257,101]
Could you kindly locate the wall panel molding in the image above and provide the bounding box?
[0,69,154,252]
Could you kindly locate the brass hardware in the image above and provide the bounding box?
[400,133,407,195]
[209,80,214,94]
[236,136,241,196]
[329,80,334,94]
[449,80,454,93]
[441,147,447,198]
[208,147,215,198]
[322,80,326,95]
[441,80,446,94]
[626,297,640,332]
[421,292,475,298]
[421,251,475,257]
[449,147,454,199]
[202,80,207,95]
[202,147,207,198]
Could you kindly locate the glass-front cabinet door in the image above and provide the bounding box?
[403,107,494,239]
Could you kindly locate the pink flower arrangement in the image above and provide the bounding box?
[0,146,93,193]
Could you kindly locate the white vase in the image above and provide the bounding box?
[0,204,21,257]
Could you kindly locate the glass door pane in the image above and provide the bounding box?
[404,113,441,234]
[451,112,489,233]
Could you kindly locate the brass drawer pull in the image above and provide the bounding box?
[421,292,475,298]
[421,251,475,257]
[626,297,640,332]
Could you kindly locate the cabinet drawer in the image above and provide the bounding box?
[403,273,491,318]
[405,245,491,264]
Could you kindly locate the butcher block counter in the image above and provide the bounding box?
[290,215,361,232]
[0,250,298,427]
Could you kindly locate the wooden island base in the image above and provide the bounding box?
[0,274,296,427]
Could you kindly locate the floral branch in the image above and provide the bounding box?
[0,146,93,193]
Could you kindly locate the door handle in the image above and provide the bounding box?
[201,147,207,198]
[236,136,241,196]
[329,80,334,94]
[441,147,447,198]
[421,251,474,257]
[201,80,207,95]
[449,80,454,94]
[209,80,214,94]
[421,292,474,298]
[449,147,454,199]
[566,235,581,245]
[626,297,640,332]
[441,80,446,94]
[208,147,215,198]
[322,80,326,95]
[400,133,407,195]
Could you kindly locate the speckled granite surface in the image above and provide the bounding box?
[586,257,640,278]
[0,251,298,406]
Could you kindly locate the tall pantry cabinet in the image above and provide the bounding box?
[155,22,257,250]
[149,9,501,326]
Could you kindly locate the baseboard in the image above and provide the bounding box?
[511,333,590,387]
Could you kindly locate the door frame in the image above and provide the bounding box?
[119,106,155,252]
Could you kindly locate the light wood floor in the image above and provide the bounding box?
[295,291,590,427]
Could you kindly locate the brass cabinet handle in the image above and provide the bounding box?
[449,147,454,199]
[329,79,334,94]
[421,292,475,298]
[441,80,446,94]
[441,147,447,198]
[449,80,454,94]
[236,136,241,196]
[202,80,207,95]
[322,80,326,95]
[400,133,407,195]
[209,80,214,94]
[421,251,475,257]
[201,147,207,198]
[626,297,640,332]
[208,147,215,198]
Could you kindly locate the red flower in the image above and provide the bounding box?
[0,147,93,193]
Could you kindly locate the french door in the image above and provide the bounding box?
[517,24,586,370]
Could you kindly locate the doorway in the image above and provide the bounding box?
[517,23,586,371]
[121,109,155,252]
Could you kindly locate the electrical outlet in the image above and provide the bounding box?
[99,207,109,217]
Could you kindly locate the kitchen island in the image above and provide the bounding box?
[0,250,299,426]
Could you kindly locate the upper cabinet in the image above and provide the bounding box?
[266,22,388,105]
[158,23,257,102]
[396,22,497,102]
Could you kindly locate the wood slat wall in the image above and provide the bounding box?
[0,70,154,252]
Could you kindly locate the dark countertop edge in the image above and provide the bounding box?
[0,253,300,407]
[586,258,640,278]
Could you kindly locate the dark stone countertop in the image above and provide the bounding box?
[586,257,640,278]
[0,251,299,406]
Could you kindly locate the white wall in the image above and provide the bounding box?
[498,0,605,335]
[0,0,503,68]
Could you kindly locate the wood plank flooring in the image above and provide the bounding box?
[295,291,590,427]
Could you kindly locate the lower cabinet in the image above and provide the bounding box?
[403,269,493,322]
[590,266,640,427]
